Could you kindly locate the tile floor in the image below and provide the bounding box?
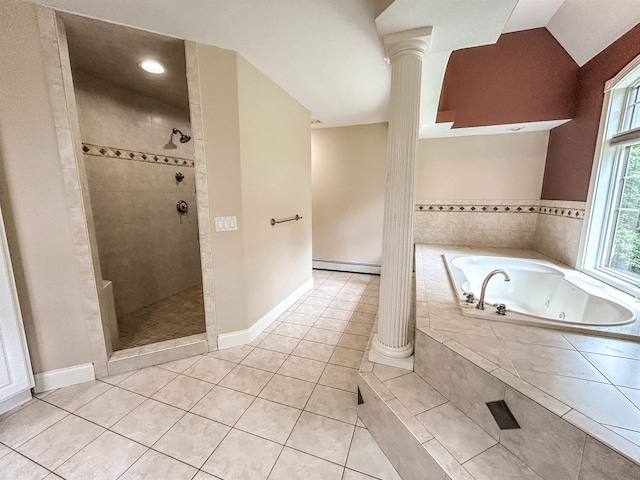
[118,283,206,349]
[0,270,401,480]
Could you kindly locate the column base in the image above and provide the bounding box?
[369,334,414,371]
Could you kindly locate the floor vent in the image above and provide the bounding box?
[486,400,520,429]
[357,387,364,405]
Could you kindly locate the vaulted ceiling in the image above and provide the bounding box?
[34,0,640,135]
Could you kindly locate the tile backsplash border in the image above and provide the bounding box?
[82,143,195,168]
[416,200,585,220]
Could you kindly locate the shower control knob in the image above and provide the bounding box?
[176,200,188,214]
[175,172,184,182]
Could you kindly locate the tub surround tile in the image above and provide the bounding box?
[463,444,544,480]
[491,323,575,350]
[442,332,514,370]
[502,341,609,383]
[384,373,447,416]
[500,388,586,480]
[346,427,402,480]
[582,352,640,389]
[562,332,640,360]
[417,402,497,463]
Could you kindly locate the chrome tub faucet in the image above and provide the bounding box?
[477,269,511,310]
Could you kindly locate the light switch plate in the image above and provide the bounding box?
[215,216,237,232]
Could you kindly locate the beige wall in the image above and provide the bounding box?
[198,45,312,335]
[237,55,312,323]
[311,124,388,266]
[416,131,549,201]
[0,1,93,373]
[73,71,194,160]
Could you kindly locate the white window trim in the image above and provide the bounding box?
[578,53,640,297]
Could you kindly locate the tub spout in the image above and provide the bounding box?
[477,269,510,310]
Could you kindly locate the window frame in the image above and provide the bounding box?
[579,54,640,297]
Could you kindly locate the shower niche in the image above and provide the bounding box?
[62,13,205,350]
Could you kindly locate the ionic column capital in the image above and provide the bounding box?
[382,27,432,61]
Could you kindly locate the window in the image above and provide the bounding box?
[581,57,640,296]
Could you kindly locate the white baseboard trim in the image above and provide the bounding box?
[218,277,314,350]
[33,363,96,393]
[312,259,381,275]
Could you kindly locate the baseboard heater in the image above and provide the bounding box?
[312,259,381,275]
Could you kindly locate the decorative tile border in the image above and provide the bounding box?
[82,143,195,168]
[415,202,586,219]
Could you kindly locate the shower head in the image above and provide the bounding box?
[172,128,191,144]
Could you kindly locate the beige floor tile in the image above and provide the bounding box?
[359,296,379,306]
[258,334,301,354]
[277,355,326,383]
[118,366,178,397]
[111,399,185,446]
[342,469,378,479]
[268,447,344,480]
[350,312,376,324]
[338,333,369,352]
[385,373,447,415]
[0,443,10,459]
[295,304,327,316]
[291,340,335,362]
[17,414,104,470]
[346,427,401,480]
[417,402,496,463]
[319,364,359,393]
[43,380,112,412]
[0,400,68,449]
[329,299,359,311]
[119,449,197,479]
[334,292,362,303]
[304,327,343,345]
[55,431,147,480]
[0,450,49,480]
[285,312,321,326]
[153,412,229,468]
[218,365,273,396]
[344,322,373,337]
[75,387,146,428]
[241,348,289,373]
[235,398,301,444]
[314,317,349,332]
[321,308,353,321]
[305,385,358,424]
[156,354,203,373]
[355,303,377,314]
[100,370,136,386]
[463,444,543,480]
[303,296,333,308]
[249,332,269,347]
[208,345,254,363]
[330,347,364,369]
[192,471,218,480]
[190,385,255,426]
[259,374,315,409]
[202,429,282,480]
[183,356,236,384]
[287,411,354,464]
[152,374,214,410]
[273,322,311,339]
[43,474,64,479]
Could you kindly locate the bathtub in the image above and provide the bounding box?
[444,254,636,328]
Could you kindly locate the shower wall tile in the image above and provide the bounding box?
[533,211,584,268]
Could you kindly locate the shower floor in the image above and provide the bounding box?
[117,283,206,350]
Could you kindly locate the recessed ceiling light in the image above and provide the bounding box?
[140,60,165,74]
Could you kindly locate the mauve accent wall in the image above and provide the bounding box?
[438,28,578,129]
[541,24,640,201]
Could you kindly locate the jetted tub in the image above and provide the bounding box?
[444,254,636,327]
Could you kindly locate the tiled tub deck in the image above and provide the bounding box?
[357,244,640,480]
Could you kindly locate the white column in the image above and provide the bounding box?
[370,33,429,370]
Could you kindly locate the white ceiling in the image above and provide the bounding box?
[33,0,640,134]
